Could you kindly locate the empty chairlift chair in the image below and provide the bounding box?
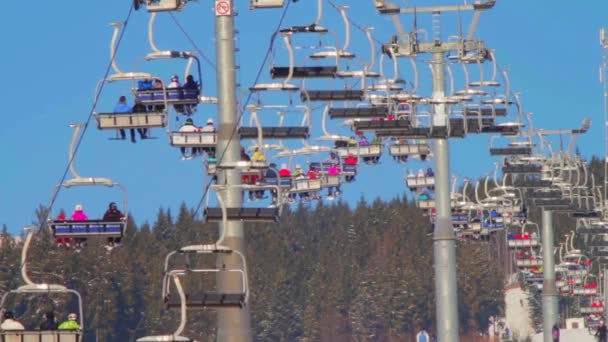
[163,245,249,309]
[204,184,282,223]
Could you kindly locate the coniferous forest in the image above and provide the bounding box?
[0,196,506,342]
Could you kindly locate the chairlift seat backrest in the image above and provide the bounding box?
[489,147,532,156]
[329,107,390,119]
[353,119,411,131]
[290,178,322,192]
[336,145,383,158]
[320,174,340,187]
[302,90,365,102]
[463,107,507,117]
[406,176,435,188]
[416,200,435,209]
[96,112,167,129]
[271,66,337,79]
[502,164,542,174]
[136,89,200,106]
[165,292,245,308]
[259,177,292,187]
[388,143,431,157]
[570,211,601,218]
[238,127,310,139]
[170,132,217,147]
[204,207,279,223]
[0,330,81,342]
[50,220,124,238]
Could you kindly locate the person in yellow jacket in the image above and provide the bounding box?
[251,147,266,162]
[58,313,80,330]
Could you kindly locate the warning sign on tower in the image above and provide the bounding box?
[215,0,232,16]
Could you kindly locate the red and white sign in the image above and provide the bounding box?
[215,0,232,16]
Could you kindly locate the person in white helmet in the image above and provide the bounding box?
[1,311,24,330]
[70,204,88,251]
[200,118,215,133]
[178,118,200,159]
[168,75,180,89]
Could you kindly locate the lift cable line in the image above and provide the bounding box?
[168,12,217,70]
[42,3,136,233]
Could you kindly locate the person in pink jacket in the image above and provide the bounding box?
[70,204,88,221]
[326,165,341,199]
[70,204,88,251]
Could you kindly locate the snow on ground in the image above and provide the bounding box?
[505,284,535,339]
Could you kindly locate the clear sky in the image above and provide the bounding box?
[1,1,607,235]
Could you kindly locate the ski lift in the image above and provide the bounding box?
[163,244,249,309]
[507,222,540,248]
[140,13,214,115]
[0,283,84,342]
[270,31,337,79]
[94,22,168,135]
[572,274,599,296]
[405,169,435,191]
[415,191,435,215]
[335,141,383,165]
[47,125,128,242]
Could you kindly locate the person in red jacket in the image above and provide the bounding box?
[278,163,291,177]
[343,154,358,182]
[55,209,72,248]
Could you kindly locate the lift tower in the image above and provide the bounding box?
[215,1,253,341]
[373,1,498,341]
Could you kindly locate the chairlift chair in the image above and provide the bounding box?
[47,125,128,242]
[163,245,248,309]
[388,139,431,163]
[489,136,534,156]
[572,274,599,296]
[0,284,84,342]
[239,104,311,140]
[94,22,168,135]
[141,13,214,115]
[204,184,282,223]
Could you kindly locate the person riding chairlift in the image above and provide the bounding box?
[103,202,124,250]
[70,204,88,251]
[343,153,357,183]
[55,209,72,249]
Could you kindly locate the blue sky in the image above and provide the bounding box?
[1,1,607,234]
